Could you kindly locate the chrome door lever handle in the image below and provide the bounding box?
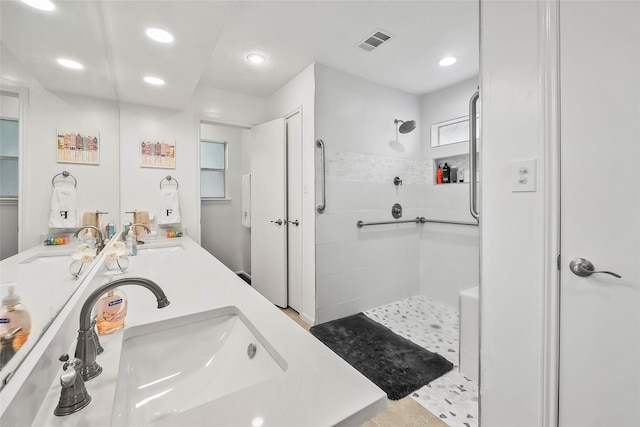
[289,220,299,226]
[270,219,283,226]
[569,258,622,278]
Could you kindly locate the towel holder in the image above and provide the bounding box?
[52,171,77,188]
[160,175,179,190]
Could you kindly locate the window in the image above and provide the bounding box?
[200,140,226,198]
[430,115,480,147]
[0,118,19,197]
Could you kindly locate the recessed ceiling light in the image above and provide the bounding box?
[56,58,84,70]
[247,53,265,64]
[439,56,457,67]
[20,0,55,11]
[146,28,174,44]
[144,76,165,86]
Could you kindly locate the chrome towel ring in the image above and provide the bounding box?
[52,171,77,188]
[160,175,179,189]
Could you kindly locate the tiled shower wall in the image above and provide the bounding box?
[314,66,480,322]
[314,65,423,323]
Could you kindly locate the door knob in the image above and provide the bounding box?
[289,220,299,226]
[270,219,283,226]
[569,258,622,278]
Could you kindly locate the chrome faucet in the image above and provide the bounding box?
[74,277,170,381]
[73,225,105,254]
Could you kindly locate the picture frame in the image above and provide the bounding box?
[139,138,176,169]
[56,129,100,165]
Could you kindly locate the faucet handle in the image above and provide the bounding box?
[55,354,91,416]
[59,354,82,387]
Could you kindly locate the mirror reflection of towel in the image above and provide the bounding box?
[81,212,99,237]
[158,187,181,225]
[49,184,77,228]
[133,211,151,236]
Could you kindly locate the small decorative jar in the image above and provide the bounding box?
[69,244,96,279]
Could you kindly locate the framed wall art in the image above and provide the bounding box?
[139,138,176,169]
[56,129,100,165]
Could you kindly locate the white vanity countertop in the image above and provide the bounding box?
[31,237,386,427]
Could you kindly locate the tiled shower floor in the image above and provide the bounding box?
[364,295,479,427]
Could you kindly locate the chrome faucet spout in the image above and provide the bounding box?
[130,223,151,233]
[75,277,170,381]
[73,225,105,253]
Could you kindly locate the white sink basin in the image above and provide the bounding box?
[136,244,184,255]
[110,306,287,426]
[19,253,72,264]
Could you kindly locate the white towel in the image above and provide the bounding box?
[241,174,251,228]
[49,183,78,228]
[158,186,181,225]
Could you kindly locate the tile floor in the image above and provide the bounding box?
[364,295,479,427]
[281,296,479,427]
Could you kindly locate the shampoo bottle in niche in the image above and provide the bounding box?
[436,165,443,184]
[95,288,128,335]
[0,284,31,351]
[442,163,450,183]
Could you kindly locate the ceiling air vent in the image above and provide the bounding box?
[358,29,393,52]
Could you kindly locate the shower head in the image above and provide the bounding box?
[394,119,416,134]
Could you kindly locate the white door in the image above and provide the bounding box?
[559,2,640,426]
[251,118,287,307]
[286,112,303,312]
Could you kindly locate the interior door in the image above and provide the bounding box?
[286,111,302,312]
[559,2,640,426]
[250,118,287,307]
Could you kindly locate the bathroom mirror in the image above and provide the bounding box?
[0,1,120,379]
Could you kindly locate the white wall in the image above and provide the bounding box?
[314,64,422,323]
[265,63,316,325]
[22,83,120,249]
[480,1,550,425]
[200,122,251,273]
[420,77,480,308]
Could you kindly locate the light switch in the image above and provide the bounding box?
[511,159,536,192]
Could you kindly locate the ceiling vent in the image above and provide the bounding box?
[358,29,393,52]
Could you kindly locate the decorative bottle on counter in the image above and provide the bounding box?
[0,284,31,351]
[436,165,443,184]
[442,163,450,183]
[95,288,128,335]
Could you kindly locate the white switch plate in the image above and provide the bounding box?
[511,159,537,192]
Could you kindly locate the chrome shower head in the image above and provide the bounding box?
[394,119,416,134]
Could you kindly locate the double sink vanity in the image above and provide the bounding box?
[1,235,386,426]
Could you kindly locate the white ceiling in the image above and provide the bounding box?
[0,1,478,109]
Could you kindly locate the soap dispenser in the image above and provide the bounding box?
[95,288,128,335]
[0,283,31,351]
[125,226,137,256]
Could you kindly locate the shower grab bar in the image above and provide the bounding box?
[357,217,478,228]
[469,90,480,221]
[316,139,326,213]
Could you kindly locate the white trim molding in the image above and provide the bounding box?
[538,1,561,426]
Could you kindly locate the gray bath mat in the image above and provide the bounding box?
[310,312,453,400]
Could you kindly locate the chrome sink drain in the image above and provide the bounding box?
[247,343,257,359]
